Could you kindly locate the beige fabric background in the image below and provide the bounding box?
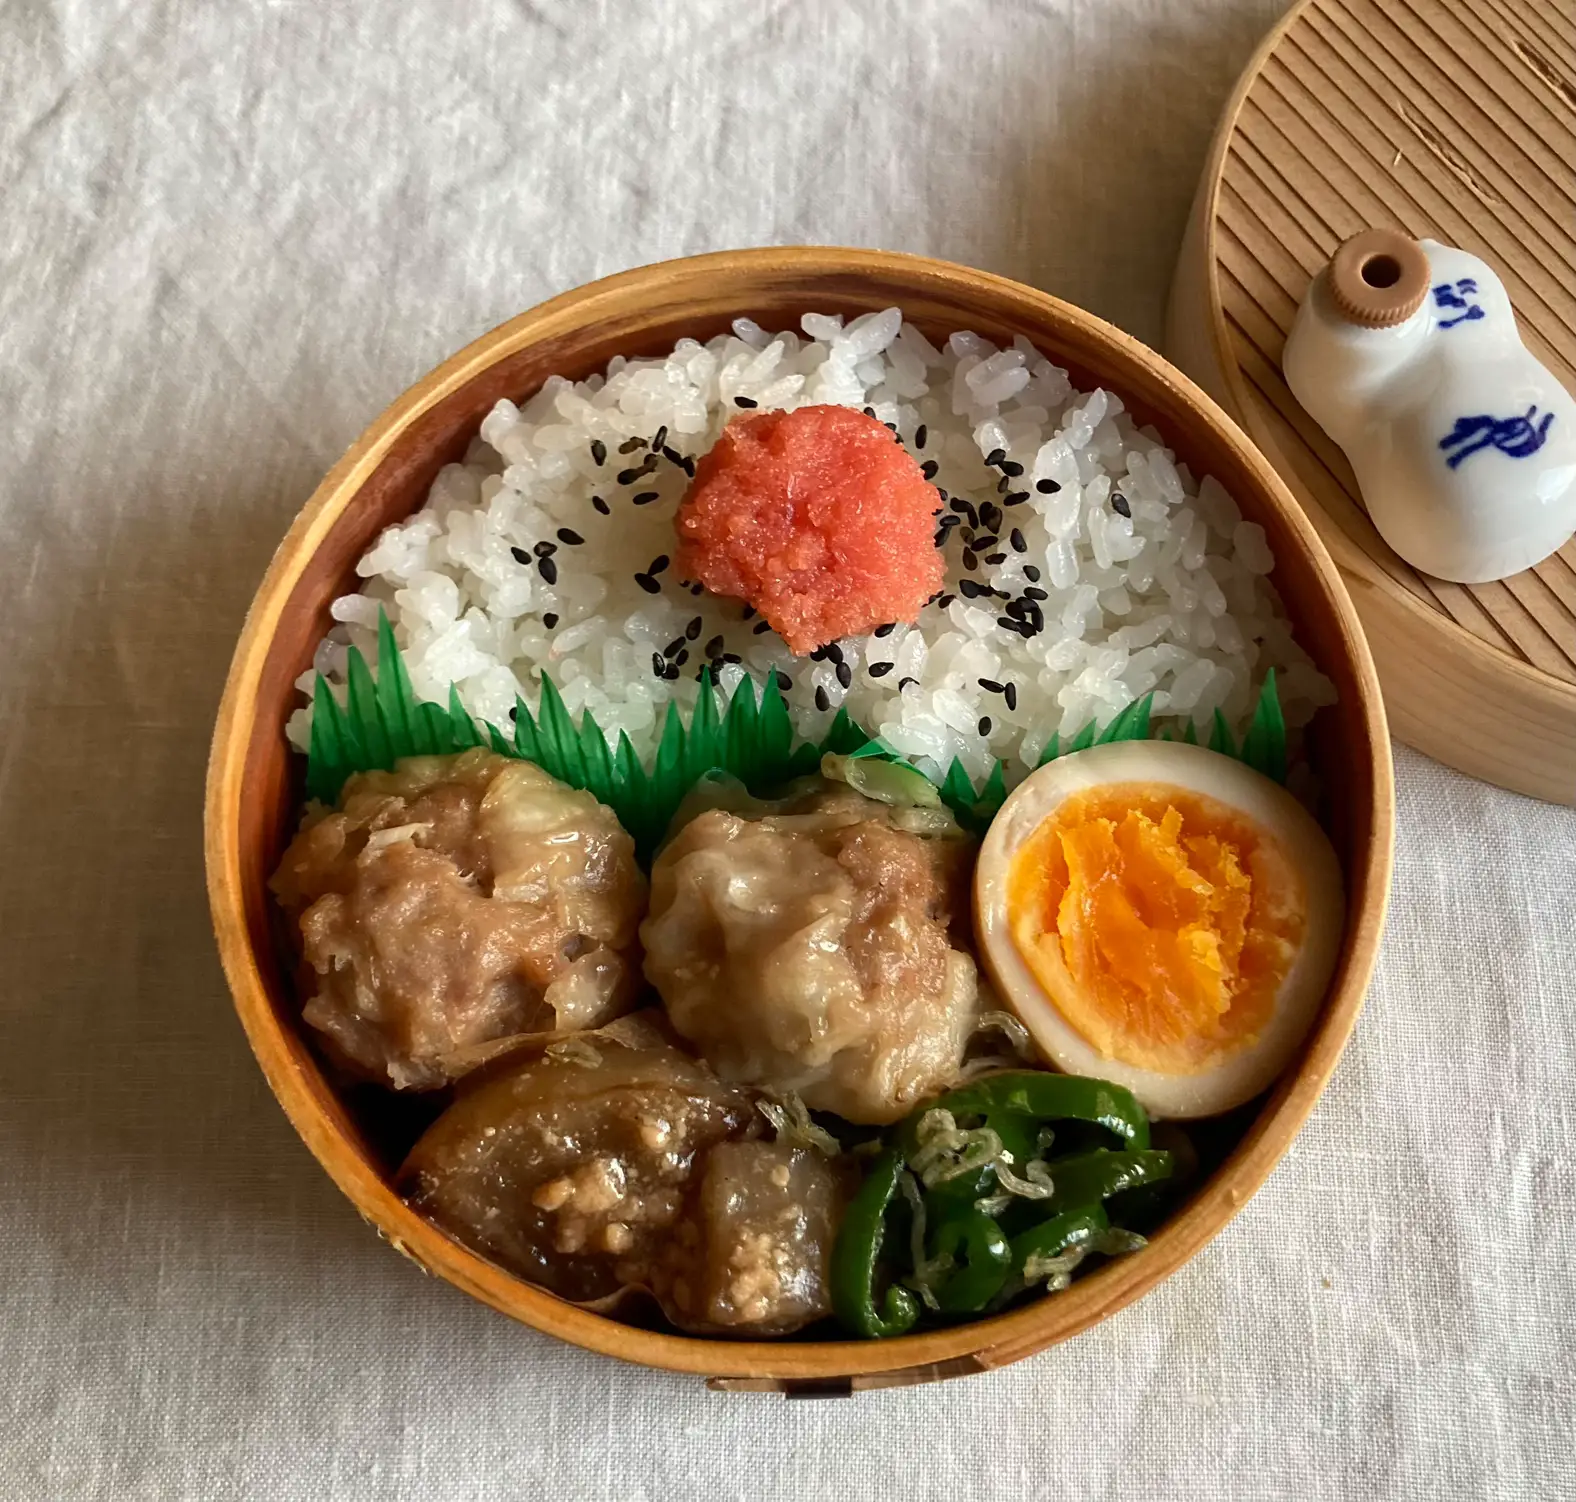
[3,1,1574,1498]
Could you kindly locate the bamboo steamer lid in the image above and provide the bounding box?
[1167,0,1576,804]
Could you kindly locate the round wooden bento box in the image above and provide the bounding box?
[206,247,1394,1392]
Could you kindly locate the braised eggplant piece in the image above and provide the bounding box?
[400,1024,844,1333]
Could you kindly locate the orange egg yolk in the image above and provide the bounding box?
[1006,783,1306,1075]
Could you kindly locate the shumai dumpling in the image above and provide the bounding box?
[640,782,980,1124]
[271,749,646,1090]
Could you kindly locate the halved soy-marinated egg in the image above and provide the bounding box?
[974,740,1344,1119]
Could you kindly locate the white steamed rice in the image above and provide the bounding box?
[291,309,1335,787]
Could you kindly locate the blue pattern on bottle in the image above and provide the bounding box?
[1433,278,1484,329]
[1438,407,1555,470]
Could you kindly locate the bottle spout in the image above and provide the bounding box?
[1324,228,1431,329]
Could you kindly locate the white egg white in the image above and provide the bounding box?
[974,740,1345,1119]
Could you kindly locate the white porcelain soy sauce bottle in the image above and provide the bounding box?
[1282,228,1576,582]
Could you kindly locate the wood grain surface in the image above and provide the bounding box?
[206,246,1393,1389]
[1168,0,1576,804]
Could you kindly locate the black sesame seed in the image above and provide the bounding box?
[652,652,666,676]
[1024,586,1048,601]
[978,716,993,736]
[634,572,659,594]
[1024,564,1042,582]
[920,459,940,480]
[1036,478,1061,494]
[937,593,956,609]
[810,645,828,662]
[591,439,607,466]
[985,447,1006,467]
[556,527,584,546]
[1010,528,1027,553]
[674,648,690,666]
[961,527,976,545]
[900,676,918,691]
[826,642,844,665]
[662,445,686,468]
[648,554,670,576]
[973,534,999,551]
[1111,491,1132,518]
[753,619,772,635]
[741,604,757,620]
[1005,682,1018,710]
[538,556,558,585]
[508,706,517,721]
[619,436,646,455]
[985,552,1007,566]
[863,406,877,418]
[927,591,944,605]
[980,502,1003,531]
[734,395,759,408]
[934,530,947,547]
[704,635,725,658]
[533,540,556,558]
[1004,491,1031,507]
[664,636,685,658]
[997,475,1011,493]
[836,662,852,689]
[652,425,668,450]
[685,616,703,640]
[963,550,979,571]
[978,677,1005,694]
[510,545,530,565]
[815,686,830,712]
[874,622,896,637]
[914,423,928,449]
[690,582,705,596]
[543,612,559,629]
[1001,460,1024,477]
[997,616,1029,636]
[938,514,961,532]
[664,664,682,681]
[633,491,661,506]
[776,674,793,692]
[884,421,898,433]
[958,579,986,599]
[723,652,743,665]
[617,467,642,485]
[869,661,895,677]
[591,495,611,515]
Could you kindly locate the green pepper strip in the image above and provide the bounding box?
[921,1071,1152,1152]
[927,1209,1012,1314]
[1042,1149,1174,1215]
[830,1148,920,1338]
[1008,1204,1110,1272]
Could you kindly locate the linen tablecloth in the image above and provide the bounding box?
[3,2,1573,1497]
